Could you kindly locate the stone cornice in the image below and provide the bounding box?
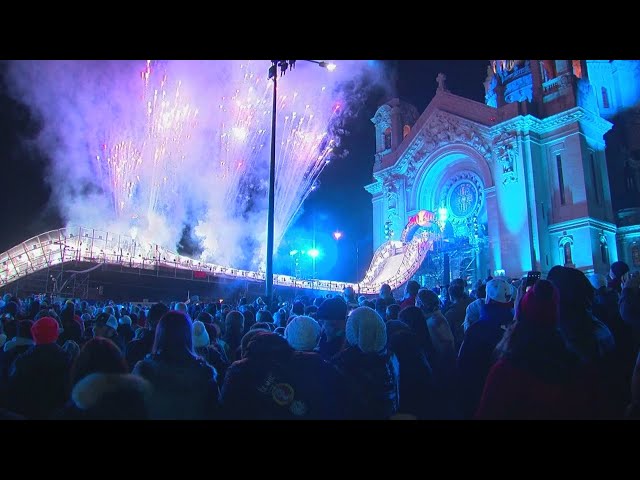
[489,107,612,138]
[616,225,640,235]
[364,181,383,195]
[548,216,617,234]
[490,114,543,136]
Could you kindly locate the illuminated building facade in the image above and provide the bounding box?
[366,60,640,281]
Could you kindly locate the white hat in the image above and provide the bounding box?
[192,321,210,348]
[119,315,132,326]
[346,307,387,353]
[106,315,118,331]
[485,278,512,304]
[284,315,321,351]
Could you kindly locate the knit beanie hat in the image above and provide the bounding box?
[517,279,559,328]
[346,307,387,353]
[316,297,348,323]
[31,316,60,345]
[284,315,321,351]
[192,321,210,348]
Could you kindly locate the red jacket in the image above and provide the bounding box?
[475,358,607,420]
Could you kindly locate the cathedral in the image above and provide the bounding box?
[366,60,640,284]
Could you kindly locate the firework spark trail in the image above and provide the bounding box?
[96,60,199,243]
[5,59,394,271]
[272,85,340,245]
[215,63,270,210]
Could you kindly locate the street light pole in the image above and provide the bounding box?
[265,62,278,308]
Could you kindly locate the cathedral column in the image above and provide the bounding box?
[485,186,500,274]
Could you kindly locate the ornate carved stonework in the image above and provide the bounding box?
[492,131,519,185]
[383,174,404,211]
[401,111,492,190]
[438,172,484,238]
[371,104,392,128]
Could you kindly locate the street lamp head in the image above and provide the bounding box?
[333,231,343,241]
[318,61,337,72]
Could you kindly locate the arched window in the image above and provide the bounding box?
[403,125,411,138]
[632,245,640,267]
[563,242,573,266]
[383,127,392,150]
[601,86,610,109]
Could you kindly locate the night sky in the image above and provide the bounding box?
[0,60,489,281]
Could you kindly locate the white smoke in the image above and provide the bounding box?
[4,60,394,270]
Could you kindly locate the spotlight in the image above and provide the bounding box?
[308,248,319,258]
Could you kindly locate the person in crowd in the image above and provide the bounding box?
[56,337,150,420]
[0,320,34,387]
[291,301,305,316]
[192,320,228,390]
[240,308,256,335]
[386,320,440,419]
[6,317,72,419]
[256,310,274,328]
[342,286,359,311]
[415,288,457,415]
[463,281,487,327]
[620,271,640,351]
[61,340,81,362]
[314,297,348,361]
[379,283,396,308]
[445,278,474,352]
[547,266,615,366]
[223,310,245,362]
[0,322,6,351]
[386,304,400,322]
[375,298,388,321]
[273,309,288,329]
[457,277,514,419]
[330,307,399,419]
[398,306,435,367]
[399,280,421,310]
[608,261,630,295]
[285,315,322,352]
[416,289,456,376]
[117,315,135,344]
[588,272,636,406]
[2,302,19,340]
[476,280,607,419]
[126,302,169,371]
[221,331,345,419]
[133,311,220,419]
[93,312,125,353]
[627,349,640,418]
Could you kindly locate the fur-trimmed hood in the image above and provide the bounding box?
[3,337,34,353]
[72,373,152,411]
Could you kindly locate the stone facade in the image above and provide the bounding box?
[366,61,640,281]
